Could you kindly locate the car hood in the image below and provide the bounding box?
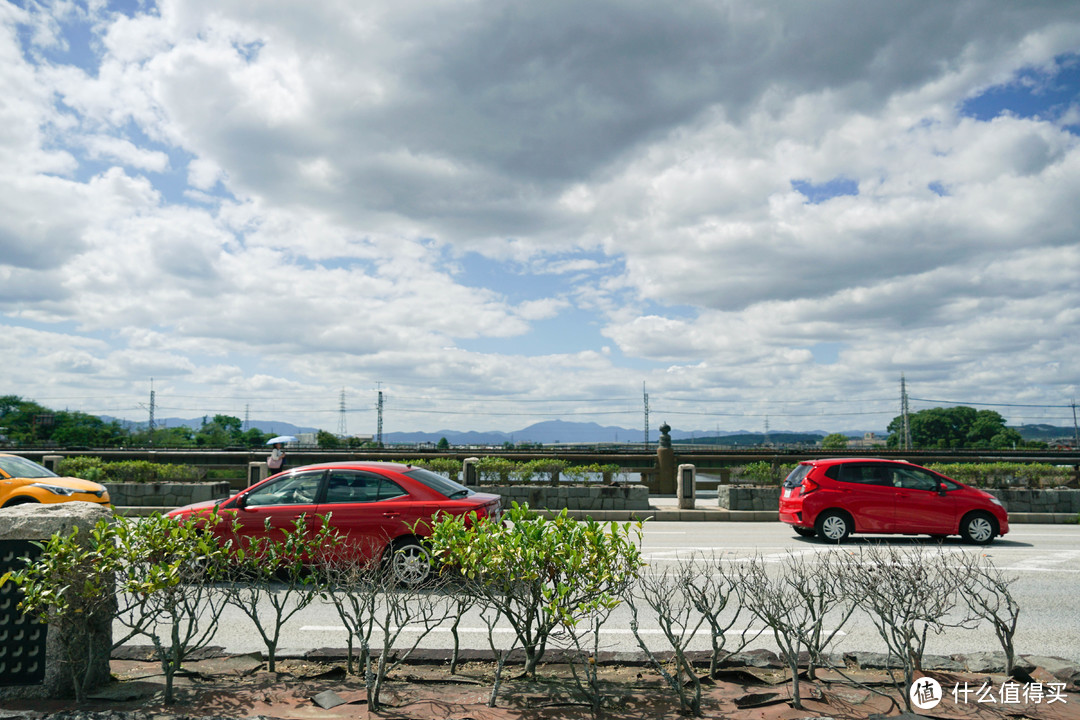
[30,476,108,494]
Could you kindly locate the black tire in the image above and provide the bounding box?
[793,526,817,538]
[959,512,997,545]
[388,537,432,586]
[815,511,852,543]
[1,497,39,508]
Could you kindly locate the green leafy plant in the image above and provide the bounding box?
[425,503,643,706]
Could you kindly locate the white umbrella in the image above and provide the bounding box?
[265,435,298,445]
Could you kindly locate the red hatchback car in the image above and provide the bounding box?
[779,458,1008,544]
[168,461,502,584]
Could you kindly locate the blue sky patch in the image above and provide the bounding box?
[791,177,859,204]
[961,53,1080,133]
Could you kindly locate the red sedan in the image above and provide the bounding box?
[168,461,501,584]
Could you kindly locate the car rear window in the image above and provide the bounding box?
[403,467,474,499]
[783,464,812,488]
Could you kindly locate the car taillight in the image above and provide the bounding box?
[801,478,819,495]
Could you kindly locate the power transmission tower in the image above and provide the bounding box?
[643,382,650,451]
[900,374,913,450]
[148,379,156,447]
[376,383,384,448]
[243,404,250,432]
[764,416,771,446]
[337,389,348,436]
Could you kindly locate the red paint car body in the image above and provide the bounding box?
[167,461,501,583]
[778,458,1009,544]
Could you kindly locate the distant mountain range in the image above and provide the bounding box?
[104,416,1074,446]
[379,420,881,446]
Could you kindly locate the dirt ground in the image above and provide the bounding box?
[3,653,1079,720]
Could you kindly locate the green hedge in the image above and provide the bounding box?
[926,462,1072,488]
[57,456,205,483]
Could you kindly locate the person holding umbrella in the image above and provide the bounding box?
[265,435,296,475]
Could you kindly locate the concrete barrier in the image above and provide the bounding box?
[0,502,114,700]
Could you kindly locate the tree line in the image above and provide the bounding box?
[0,394,1048,450]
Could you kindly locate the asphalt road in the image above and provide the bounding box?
[126,522,1080,663]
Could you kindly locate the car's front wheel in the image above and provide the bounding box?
[815,511,852,542]
[388,537,432,586]
[959,512,997,545]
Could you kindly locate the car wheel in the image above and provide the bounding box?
[793,526,816,538]
[815,511,852,543]
[1,497,39,508]
[388,538,432,586]
[960,512,997,545]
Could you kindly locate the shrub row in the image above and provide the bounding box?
[57,456,204,483]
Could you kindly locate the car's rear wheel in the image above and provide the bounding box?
[959,512,997,545]
[388,537,432,586]
[793,526,816,538]
[815,511,852,542]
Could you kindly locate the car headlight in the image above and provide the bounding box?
[30,483,79,496]
[989,497,1004,507]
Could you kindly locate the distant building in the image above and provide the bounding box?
[848,432,887,449]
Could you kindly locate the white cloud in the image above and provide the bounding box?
[1,1,1078,433]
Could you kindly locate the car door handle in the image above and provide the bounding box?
[382,512,400,518]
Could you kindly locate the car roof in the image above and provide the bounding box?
[804,457,914,466]
[285,461,416,471]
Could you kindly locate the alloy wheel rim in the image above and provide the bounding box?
[393,546,430,584]
[969,517,993,542]
[822,516,847,540]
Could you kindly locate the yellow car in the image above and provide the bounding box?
[0,453,111,508]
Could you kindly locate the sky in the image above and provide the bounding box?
[2,1,1079,437]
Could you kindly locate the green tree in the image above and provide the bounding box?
[821,433,849,451]
[436,437,450,450]
[887,406,1021,449]
[317,429,341,448]
[194,415,245,447]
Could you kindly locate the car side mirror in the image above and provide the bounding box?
[236,493,248,510]
[938,483,948,496]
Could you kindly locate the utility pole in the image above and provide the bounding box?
[900,374,913,450]
[148,379,156,447]
[376,383,384,448]
[643,382,650,451]
[1072,400,1078,449]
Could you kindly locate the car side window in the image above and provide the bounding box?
[375,476,408,501]
[246,470,324,507]
[322,471,408,503]
[892,467,940,492]
[837,463,891,486]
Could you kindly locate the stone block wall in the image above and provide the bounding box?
[716,486,782,511]
[986,488,1080,513]
[104,481,232,507]
[477,484,651,511]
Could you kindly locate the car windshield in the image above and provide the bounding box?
[0,456,58,479]
[403,466,474,499]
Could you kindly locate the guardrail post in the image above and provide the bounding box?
[677,464,696,509]
[247,461,268,487]
[463,457,480,487]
